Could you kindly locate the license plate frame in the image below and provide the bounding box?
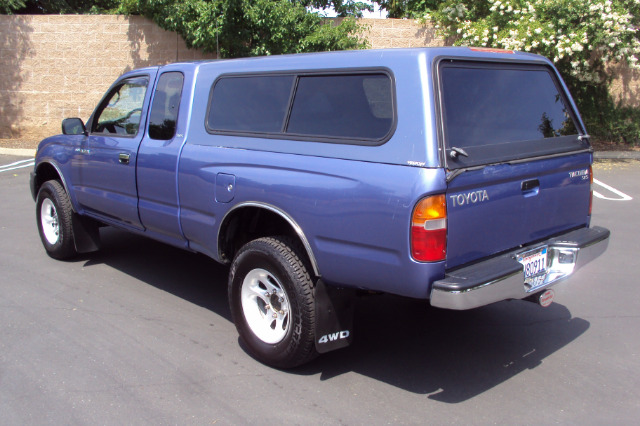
[517,246,548,288]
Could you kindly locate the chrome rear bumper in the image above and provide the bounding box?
[430,226,610,310]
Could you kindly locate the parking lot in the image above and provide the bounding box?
[1,154,639,424]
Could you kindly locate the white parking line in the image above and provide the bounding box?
[1,159,34,167]
[0,159,35,173]
[593,178,633,201]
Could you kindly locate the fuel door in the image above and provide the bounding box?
[215,173,236,203]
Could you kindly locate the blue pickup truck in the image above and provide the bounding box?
[31,47,609,368]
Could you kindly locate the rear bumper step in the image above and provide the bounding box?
[430,226,610,310]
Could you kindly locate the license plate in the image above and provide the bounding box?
[517,246,548,279]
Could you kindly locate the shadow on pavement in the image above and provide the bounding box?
[82,227,232,322]
[83,227,589,403]
[298,294,588,402]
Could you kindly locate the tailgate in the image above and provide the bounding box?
[437,58,593,269]
[445,154,592,269]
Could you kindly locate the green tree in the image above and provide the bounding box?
[10,0,118,14]
[1,0,26,13]
[374,1,442,18]
[119,0,367,58]
[299,1,373,17]
[5,0,366,59]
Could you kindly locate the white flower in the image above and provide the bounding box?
[570,42,583,52]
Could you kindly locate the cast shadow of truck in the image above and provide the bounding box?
[85,227,589,404]
[299,294,588,403]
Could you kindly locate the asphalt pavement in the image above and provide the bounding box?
[1,152,639,424]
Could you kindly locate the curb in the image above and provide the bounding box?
[0,148,36,157]
[594,151,640,160]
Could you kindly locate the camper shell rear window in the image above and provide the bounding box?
[438,60,589,168]
[206,70,395,145]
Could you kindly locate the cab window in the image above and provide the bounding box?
[93,77,149,136]
[148,72,185,140]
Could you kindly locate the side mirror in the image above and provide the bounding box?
[62,118,88,136]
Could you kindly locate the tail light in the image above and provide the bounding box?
[411,195,447,262]
[589,165,593,216]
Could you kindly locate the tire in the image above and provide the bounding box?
[36,180,77,260]
[229,236,317,368]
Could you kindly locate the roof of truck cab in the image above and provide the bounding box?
[186,47,551,74]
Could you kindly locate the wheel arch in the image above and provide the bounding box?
[33,161,72,208]
[33,161,101,254]
[218,202,320,277]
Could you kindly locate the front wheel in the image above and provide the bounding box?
[228,237,317,368]
[36,180,77,259]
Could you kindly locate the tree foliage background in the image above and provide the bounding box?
[114,1,368,57]
[2,0,118,14]
[3,0,368,57]
[375,0,640,144]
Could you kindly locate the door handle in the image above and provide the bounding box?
[521,179,539,191]
[119,153,130,165]
[521,179,540,197]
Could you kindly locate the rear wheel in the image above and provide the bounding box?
[36,180,77,259]
[229,237,317,368]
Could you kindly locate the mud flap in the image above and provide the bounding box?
[314,279,355,354]
[72,213,101,253]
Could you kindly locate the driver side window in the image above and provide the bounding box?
[93,77,149,136]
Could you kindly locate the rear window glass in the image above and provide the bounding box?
[206,72,394,143]
[440,62,586,168]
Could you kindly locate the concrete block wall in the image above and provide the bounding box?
[0,14,215,142]
[362,18,444,49]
